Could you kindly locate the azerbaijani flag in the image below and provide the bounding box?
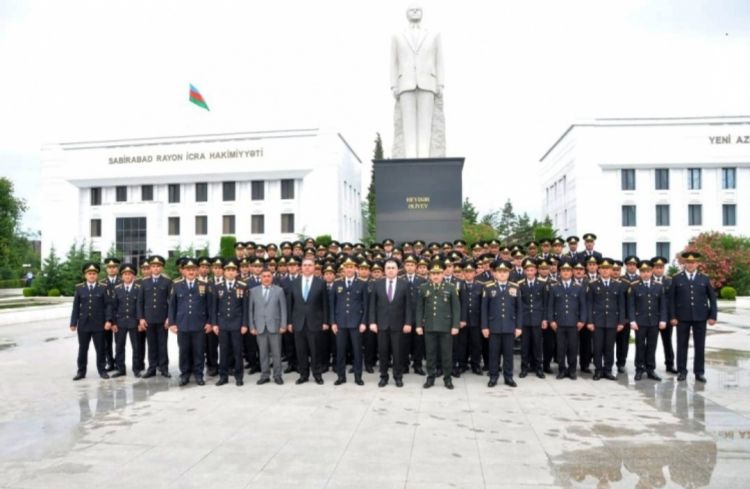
[189,84,209,111]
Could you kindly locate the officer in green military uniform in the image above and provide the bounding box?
[416,260,461,389]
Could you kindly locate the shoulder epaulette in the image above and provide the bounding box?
[197,278,208,284]
[114,283,123,289]
[173,278,184,283]
[99,279,107,284]
[675,270,685,276]
[509,282,519,288]
[76,282,85,288]
[538,277,548,283]
[484,281,496,288]
[515,279,524,286]
[237,280,247,287]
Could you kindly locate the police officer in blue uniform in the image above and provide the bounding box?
[168,258,213,386]
[651,256,677,374]
[211,258,248,386]
[517,258,547,379]
[402,255,427,375]
[138,255,172,378]
[100,257,122,371]
[586,258,626,381]
[110,263,142,377]
[331,257,369,386]
[628,259,668,381]
[70,262,111,380]
[481,260,523,387]
[669,252,717,383]
[459,261,484,375]
[547,259,587,380]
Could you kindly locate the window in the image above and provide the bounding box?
[723,204,737,226]
[168,184,180,203]
[168,217,180,235]
[655,204,670,226]
[688,168,702,190]
[281,213,295,233]
[222,215,235,234]
[141,185,153,201]
[251,214,265,234]
[281,179,295,199]
[621,205,636,227]
[722,168,737,189]
[251,180,265,200]
[115,186,127,202]
[195,216,208,235]
[90,219,102,237]
[90,187,102,206]
[222,181,236,201]
[115,217,147,266]
[656,242,670,259]
[655,169,669,190]
[622,242,637,258]
[688,204,702,226]
[621,169,635,190]
[195,182,208,202]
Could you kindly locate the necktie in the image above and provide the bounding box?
[303,279,310,300]
[646,282,650,289]
[346,279,351,289]
[188,282,193,291]
[604,280,609,288]
[387,280,394,302]
[565,282,569,290]
[263,287,269,302]
[153,277,158,285]
[89,284,93,292]
[500,284,505,294]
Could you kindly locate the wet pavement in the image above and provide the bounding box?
[1,303,749,488]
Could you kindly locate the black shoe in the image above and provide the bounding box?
[413,366,426,376]
[604,372,617,381]
[179,377,189,386]
[235,378,244,386]
[257,377,270,385]
[142,370,156,379]
[72,372,85,381]
[274,377,284,385]
[99,372,110,379]
[519,369,528,378]
[314,375,324,385]
[634,371,643,381]
[444,378,454,390]
[647,371,662,381]
[569,373,577,380]
[536,370,546,379]
[395,378,403,388]
[695,374,707,383]
[355,377,364,386]
[543,366,553,374]
[216,377,229,386]
[593,371,601,381]
[666,366,678,374]
[334,377,346,386]
[284,365,297,374]
[504,378,517,388]
[677,373,687,381]
[195,378,205,386]
[556,371,566,380]
[451,368,461,378]
[581,368,592,374]
[160,370,171,378]
[365,365,375,374]
[296,376,308,385]
[617,366,625,374]
[378,377,388,387]
[423,376,435,388]
[111,371,126,378]
[488,377,498,387]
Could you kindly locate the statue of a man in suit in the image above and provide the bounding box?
[390,4,445,159]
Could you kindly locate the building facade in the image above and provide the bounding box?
[40,128,362,264]
[540,117,749,261]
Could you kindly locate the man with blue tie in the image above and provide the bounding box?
[331,257,369,386]
[547,259,587,380]
[587,258,626,381]
[137,255,172,378]
[70,262,112,380]
[212,258,248,386]
[669,252,717,383]
[109,263,142,378]
[517,258,546,379]
[168,258,213,386]
[628,260,667,382]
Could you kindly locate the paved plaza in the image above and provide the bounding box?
[1,301,749,489]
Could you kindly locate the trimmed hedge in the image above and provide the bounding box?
[0,279,25,288]
[720,286,737,301]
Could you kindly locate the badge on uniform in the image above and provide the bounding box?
[337,286,344,294]
[425,290,431,298]
[237,288,243,298]
[490,290,497,297]
[218,289,225,298]
[509,288,517,297]
[198,285,205,295]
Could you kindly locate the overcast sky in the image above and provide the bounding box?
[2,0,750,233]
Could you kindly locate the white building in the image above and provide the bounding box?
[540,116,749,261]
[40,128,362,264]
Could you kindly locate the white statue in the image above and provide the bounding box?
[390,3,446,159]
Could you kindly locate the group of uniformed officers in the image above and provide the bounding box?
[69,233,718,389]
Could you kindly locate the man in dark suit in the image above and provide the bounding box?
[331,257,368,386]
[458,261,484,375]
[168,258,213,386]
[586,258,626,381]
[100,257,122,371]
[70,262,112,380]
[369,259,412,387]
[402,255,426,375]
[669,252,717,383]
[211,258,248,386]
[628,260,668,381]
[279,257,300,373]
[547,260,587,380]
[287,258,330,385]
[137,255,172,378]
[517,258,547,379]
[652,256,677,374]
[577,233,603,262]
[109,263,142,377]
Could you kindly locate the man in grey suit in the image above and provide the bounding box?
[247,268,287,385]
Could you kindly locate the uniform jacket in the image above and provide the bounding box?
[70,281,110,332]
[331,278,369,329]
[416,280,461,333]
[627,280,667,327]
[586,278,626,328]
[211,280,247,331]
[547,281,587,327]
[137,274,172,324]
[110,282,141,330]
[168,279,212,332]
[517,278,547,327]
[480,281,523,334]
[669,271,717,322]
[459,280,483,327]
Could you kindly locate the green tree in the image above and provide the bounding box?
[35,245,64,296]
[364,133,382,244]
[60,241,94,296]
[219,236,236,258]
[462,198,479,225]
[463,220,497,246]
[496,199,515,241]
[0,178,28,278]
[314,234,332,248]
